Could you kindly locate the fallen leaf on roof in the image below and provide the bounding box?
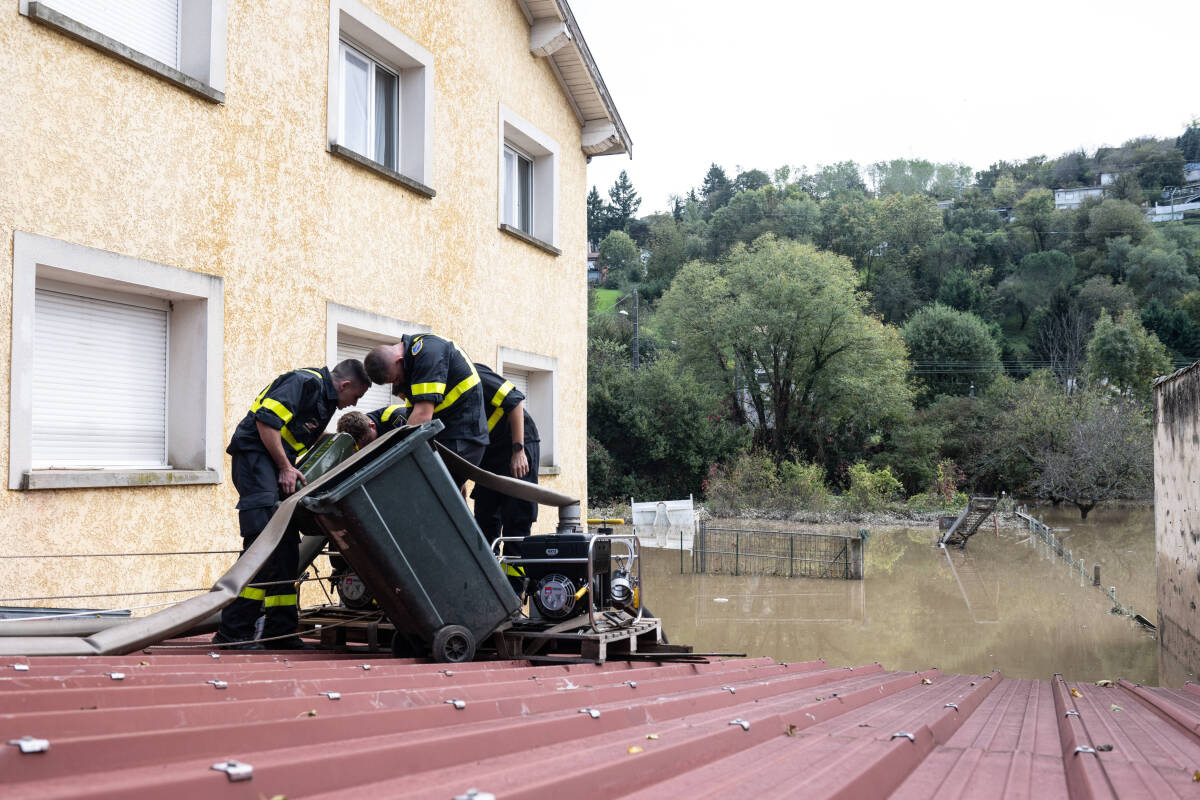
[298,710,317,718]
[1193,770,1200,782]
[1111,705,1124,712]
[785,725,798,737]
[1070,687,1083,698]
[627,746,644,755]
[1095,679,1113,687]
[921,678,933,685]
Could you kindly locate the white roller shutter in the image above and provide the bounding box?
[503,367,531,415]
[44,0,180,68]
[332,334,400,426]
[32,287,168,468]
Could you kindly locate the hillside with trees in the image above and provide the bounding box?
[587,124,1199,517]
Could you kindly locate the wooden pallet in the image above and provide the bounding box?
[494,614,668,663]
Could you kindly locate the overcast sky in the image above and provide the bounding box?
[572,0,1199,214]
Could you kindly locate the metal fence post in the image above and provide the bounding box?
[680,529,684,574]
[734,530,739,577]
[789,535,794,579]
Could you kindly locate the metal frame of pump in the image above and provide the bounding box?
[491,534,643,633]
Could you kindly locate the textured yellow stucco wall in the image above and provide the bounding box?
[1154,368,1200,685]
[0,0,591,610]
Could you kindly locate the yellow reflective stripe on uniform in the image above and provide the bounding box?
[381,404,405,422]
[491,382,514,408]
[299,368,324,379]
[252,398,292,424]
[238,586,266,601]
[280,425,306,452]
[487,406,505,432]
[434,354,481,412]
[263,594,298,607]
[410,381,447,396]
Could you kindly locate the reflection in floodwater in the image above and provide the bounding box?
[639,513,1157,685]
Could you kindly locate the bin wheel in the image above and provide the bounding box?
[432,625,475,663]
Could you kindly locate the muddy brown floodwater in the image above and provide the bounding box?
[634,508,1158,685]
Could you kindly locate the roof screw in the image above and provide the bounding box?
[445,699,466,710]
[890,731,916,743]
[623,680,638,689]
[107,672,125,681]
[207,679,228,690]
[1073,746,1097,756]
[722,686,736,694]
[728,719,750,731]
[209,652,221,659]
[361,664,372,671]
[944,703,958,711]
[210,760,253,782]
[12,664,29,672]
[441,669,455,676]
[454,790,496,800]
[1064,710,1080,718]
[8,736,49,754]
[579,708,601,719]
[319,691,341,701]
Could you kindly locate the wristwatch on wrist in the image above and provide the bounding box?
[511,442,524,453]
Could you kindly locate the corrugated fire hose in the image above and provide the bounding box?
[0,423,580,656]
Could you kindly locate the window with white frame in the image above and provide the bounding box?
[497,347,558,471]
[327,0,434,190]
[502,144,534,234]
[339,39,399,172]
[325,302,430,429]
[21,0,227,102]
[498,105,559,250]
[10,232,224,490]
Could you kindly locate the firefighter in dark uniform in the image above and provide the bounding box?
[471,363,541,540]
[363,334,489,474]
[335,405,407,449]
[214,360,370,649]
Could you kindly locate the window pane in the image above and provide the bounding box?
[374,67,398,170]
[503,148,516,226]
[517,154,533,233]
[341,47,370,157]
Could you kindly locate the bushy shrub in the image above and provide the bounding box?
[778,460,832,510]
[846,463,902,511]
[705,452,830,513]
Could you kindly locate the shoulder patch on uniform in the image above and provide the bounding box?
[411,339,424,355]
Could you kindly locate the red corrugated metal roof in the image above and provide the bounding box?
[3,646,1198,799]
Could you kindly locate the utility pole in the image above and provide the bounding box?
[632,288,640,370]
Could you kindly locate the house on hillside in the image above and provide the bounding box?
[1,0,629,610]
[1053,186,1105,210]
[1184,162,1200,184]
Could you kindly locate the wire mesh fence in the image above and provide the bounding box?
[691,521,865,580]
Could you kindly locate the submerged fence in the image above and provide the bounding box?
[690,521,865,580]
[1015,506,1150,627]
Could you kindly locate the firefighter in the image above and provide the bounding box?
[471,363,541,541]
[363,335,489,475]
[214,360,371,650]
[335,405,407,449]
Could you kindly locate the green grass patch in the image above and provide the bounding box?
[593,288,620,313]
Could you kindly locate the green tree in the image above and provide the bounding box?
[902,304,1001,402]
[658,235,912,468]
[1013,188,1057,251]
[1179,121,1200,162]
[586,185,610,246]
[1084,198,1150,246]
[597,230,640,285]
[587,354,747,500]
[1084,310,1171,401]
[607,170,642,232]
[999,250,1075,330]
[700,163,733,218]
